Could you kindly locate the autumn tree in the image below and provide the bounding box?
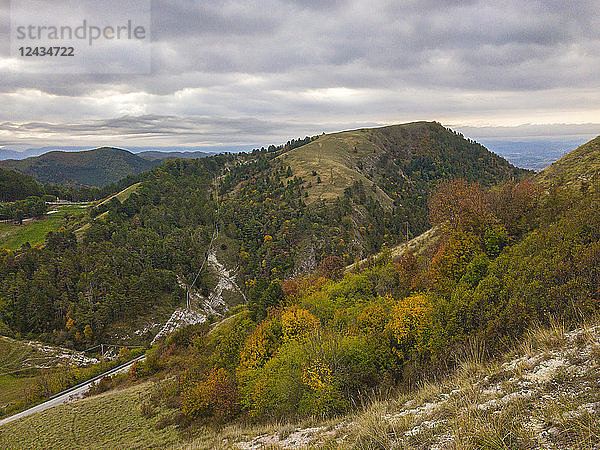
[182,367,239,421]
[428,179,489,233]
[487,180,541,238]
[387,294,433,361]
[318,255,345,280]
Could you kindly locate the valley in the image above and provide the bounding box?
[0,124,599,449]
[0,203,90,250]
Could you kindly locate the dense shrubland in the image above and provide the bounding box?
[129,177,600,425]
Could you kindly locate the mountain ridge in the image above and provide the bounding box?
[535,134,600,190]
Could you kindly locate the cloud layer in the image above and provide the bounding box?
[1,0,599,149]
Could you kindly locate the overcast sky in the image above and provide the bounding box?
[1,0,599,150]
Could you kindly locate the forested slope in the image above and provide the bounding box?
[0,123,525,348]
[0,168,43,202]
[0,147,158,187]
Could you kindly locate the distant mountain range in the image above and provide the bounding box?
[136,150,217,160]
[0,147,225,187]
[2,139,593,172]
[0,146,247,162]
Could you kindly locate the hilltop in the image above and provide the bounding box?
[535,135,600,190]
[218,121,525,279]
[279,121,523,207]
[0,147,159,187]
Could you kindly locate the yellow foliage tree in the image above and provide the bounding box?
[281,306,319,342]
[302,358,332,391]
[356,294,394,334]
[238,316,282,371]
[300,356,346,414]
[387,294,433,360]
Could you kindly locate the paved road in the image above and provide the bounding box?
[0,355,145,427]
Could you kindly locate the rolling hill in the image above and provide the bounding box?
[0,168,43,201]
[0,122,527,345]
[268,121,525,244]
[535,134,600,190]
[1,124,600,447]
[0,147,159,187]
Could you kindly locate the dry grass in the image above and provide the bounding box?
[341,317,600,449]
[0,382,181,449]
[277,130,393,209]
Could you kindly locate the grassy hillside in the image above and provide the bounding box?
[0,382,181,449]
[0,147,158,187]
[219,319,600,449]
[74,182,142,236]
[535,135,600,190]
[0,204,89,250]
[2,319,598,449]
[345,225,441,272]
[96,182,142,207]
[0,336,100,419]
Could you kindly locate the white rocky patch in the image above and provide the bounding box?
[0,336,98,370]
[205,249,246,314]
[151,309,206,345]
[151,248,244,344]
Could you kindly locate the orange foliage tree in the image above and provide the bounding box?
[428,179,489,233]
[238,313,283,371]
[182,367,239,421]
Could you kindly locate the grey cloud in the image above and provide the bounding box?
[0,0,599,148]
